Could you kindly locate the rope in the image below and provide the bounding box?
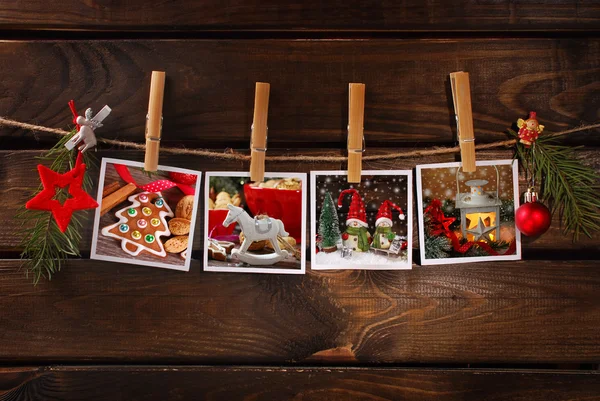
[1,116,598,163]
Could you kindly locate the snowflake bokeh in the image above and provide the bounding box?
[420,164,514,202]
[315,173,410,236]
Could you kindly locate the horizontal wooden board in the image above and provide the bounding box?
[0,39,599,148]
[1,366,600,401]
[2,149,599,253]
[0,1,599,32]
[1,258,599,364]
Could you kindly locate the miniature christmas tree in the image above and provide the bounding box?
[318,191,341,252]
[102,192,174,257]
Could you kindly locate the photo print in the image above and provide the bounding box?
[416,160,521,265]
[204,172,306,274]
[91,158,202,271]
[311,170,412,270]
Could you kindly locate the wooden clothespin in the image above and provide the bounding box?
[347,83,365,183]
[144,71,166,172]
[250,82,270,182]
[450,71,476,172]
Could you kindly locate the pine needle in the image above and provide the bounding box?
[510,129,600,241]
[17,130,97,284]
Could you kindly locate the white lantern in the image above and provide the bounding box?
[455,166,502,242]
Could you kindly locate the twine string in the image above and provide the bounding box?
[1,116,598,163]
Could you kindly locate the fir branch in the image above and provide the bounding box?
[463,239,510,257]
[424,234,452,259]
[510,129,600,240]
[500,199,515,223]
[18,130,96,284]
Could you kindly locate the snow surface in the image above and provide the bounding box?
[314,248,409,268]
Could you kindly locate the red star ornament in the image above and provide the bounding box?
[429,213,456,236]
[425,199,456,235]
[440,214,456,232]
[25,163,98,232]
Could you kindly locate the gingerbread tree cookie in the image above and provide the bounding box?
[102,192,174,257]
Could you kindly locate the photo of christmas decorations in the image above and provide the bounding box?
[204,173,306,274]
[90,158,201,271]
[311,171,412,270]
[417,160,521,265]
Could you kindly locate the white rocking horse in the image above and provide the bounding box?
[222,204,289,265]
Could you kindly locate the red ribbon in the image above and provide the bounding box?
[114,164,195,195]
[425,198,516,256]
[68,99,81,131]
[67,100,85,168]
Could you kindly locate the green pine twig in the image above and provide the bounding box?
[424,233,452,259]
[510,129,600,241]
[17,130,96,284]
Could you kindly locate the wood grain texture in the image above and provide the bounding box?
[1,258,599,364]
[0,1,599,32]
[2,366,600,401]
[0,1,598,396]
[0,39,599,148]
[2,149,599,253]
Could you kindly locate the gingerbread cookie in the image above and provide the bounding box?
[164,235,189,254]
[207,239,235,261]
[265,235,296,250]
[176,195,195,220]
[102,192,174,257]
[169,217,191,235]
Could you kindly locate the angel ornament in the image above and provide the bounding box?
[65,105,111,153]
[517,111,544,148]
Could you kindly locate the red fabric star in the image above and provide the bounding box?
[25,163,98,232]
[425,199,456,236]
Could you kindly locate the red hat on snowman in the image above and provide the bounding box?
[375,200,405,227]
[338,189,368,228]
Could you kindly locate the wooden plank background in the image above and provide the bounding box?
[0,1,599,32]
[1,258,599,364]
[0,1,599,399]
[0,39,598,149]
[2,367,600,401]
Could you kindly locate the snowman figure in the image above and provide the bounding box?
[337,189,371,252]
[372,200,405,250]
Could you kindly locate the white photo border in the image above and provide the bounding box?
[203,172,307,274]
[310,170,413,270]
[90,157,202,272]
[416,159,522,265]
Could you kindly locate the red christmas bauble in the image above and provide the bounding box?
[515,201,551,237]
[169,172,197,185]
[342,232,349,241]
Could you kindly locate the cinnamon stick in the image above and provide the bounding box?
[102,181,121,198]
[100,183,137,216]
